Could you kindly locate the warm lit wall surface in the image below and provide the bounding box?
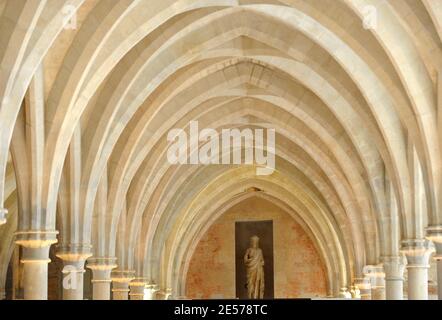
[186,196,327,299]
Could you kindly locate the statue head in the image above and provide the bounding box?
[250,235,260,248]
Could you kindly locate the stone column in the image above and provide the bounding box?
[402,239,433,300]
[337,287,352,299]
[15,230,58,300]
[156,288,172,300]
[350,285,361,299]
[164,288,172,300]
[354,277,371,300]
[364,265,385,300]
[144,284,155,300]
[129,278,147,300]
[56,244,92,300]
[383,256,405,300]
[112,270,135,300]
[87,257,117,300]
[0,208,7,225]
[427,226,442,300]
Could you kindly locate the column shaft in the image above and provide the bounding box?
[15,231,58,300]
[129,279,147,300]
[87,257,117,300]
[57,246,92,300]
[93,280,112,300]
[383,256,405,300]
[23,254,49,300]
[426,228,442,300]
[112,281,129,300]
[355,277,371,300]
[364,265,385,300]
[402,239,432,300]
[111,270,135,300]
[408,267,429,300]
[437,260,442,300]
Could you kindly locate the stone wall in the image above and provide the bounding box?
[185,196,327,299]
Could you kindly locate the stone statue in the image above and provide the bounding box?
[244,235,265,299]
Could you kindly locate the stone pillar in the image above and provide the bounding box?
[56,244,92,300]
[427,226,442,300]
[15,230,58,300]
[364,265,385,300]
[156,287,172,300]
[164,288,172,300]
[337,287,352,299]
[354,277,371,300]
[350,285,361,299]
[144,284,156,300]
[129,278,147,300]
[0,208,7,225]
[402,239,433,300]
[383,256,405,300]
[87,257,117,300]
[112,270,135,300]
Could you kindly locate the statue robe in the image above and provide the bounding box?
[244,247,265,299]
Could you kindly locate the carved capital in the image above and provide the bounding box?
[354,276,371,290]
[382,256,405,281]
[426,225,442,243]
[338,287,352,299]
[129,278,147,298]
[401,239,434,268]
[56,243,92,270]
[112,270,135,284]
[363,264,385,288]
[15,230,58,263]
[130,277,148,287]
[87,257,117,282]
[15,230,58,248]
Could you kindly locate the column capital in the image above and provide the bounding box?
[401,239,434,268]
[433,242,442,260]
[87,257,117,283]
[56,243,92,265]
[0,208,7,225]
[15,230,58,248]
[354,276,371,290]
[382,256,405,280]
[112,270,136,283]
[338,287,352,299]
[129,278,147,300]
[350,285,361,299]
[15,230,58,263]
[130,277,149,287]
[426,225,442,243]
[87,256,117,270]
[363,264,385,279]
[157,288,173,300]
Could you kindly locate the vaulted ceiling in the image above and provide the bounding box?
[0,0,441,297]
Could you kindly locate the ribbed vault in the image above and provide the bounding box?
[0,0,441,300]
